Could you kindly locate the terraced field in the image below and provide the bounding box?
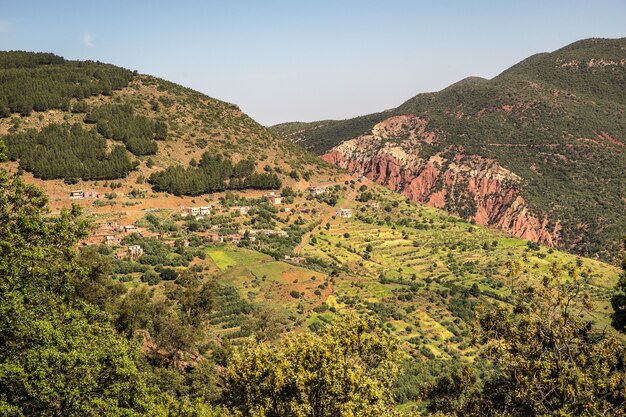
[204,247,331,338]
[301,185,621,358]
[101,179,620,359]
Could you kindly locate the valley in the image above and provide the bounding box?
[1,45,625,416]
[273,38,626,263]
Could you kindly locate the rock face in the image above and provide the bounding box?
[322,116,561,246]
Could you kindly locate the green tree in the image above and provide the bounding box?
[223,314,402,417]
[115,286,153,339]
[423,265,626,416]
[0,145,152,415]
[611,239,626,332]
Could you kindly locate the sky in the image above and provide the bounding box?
[0,1,625,126]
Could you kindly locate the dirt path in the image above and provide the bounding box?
[304,279,334,314]
[294,187,358,255]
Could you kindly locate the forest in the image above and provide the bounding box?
[4,123,134,180]
[149,152,282,195]
[0,51,134,117]
[85,103,167,156]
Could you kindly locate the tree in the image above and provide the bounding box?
[468,283,481,297]
[223,314,402,417]
[611,239,626,332]
[115,286,153,338]
[173,270,216,326]
[160,267,178,281]
[74,246,126,309]
[240,305,289,342]
[422,264,626,416]
[0,143,152,415]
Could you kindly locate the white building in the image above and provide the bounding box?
[336,208,353,218]
[127,245,144,259]
[183,206,211,218]
[307,186,326,196]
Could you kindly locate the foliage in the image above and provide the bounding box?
[422,265,626,416]
[0,51,133,116]
[149,152,281,196]
[0,162,151,415]
[5,123,133,180]
[611,240,626,332]
[85,103,167,155]
[223,314,402,417]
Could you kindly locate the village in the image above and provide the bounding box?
[79,182,356,265]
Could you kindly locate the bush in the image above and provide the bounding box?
[160,267,178,281]
[141,270,161,285]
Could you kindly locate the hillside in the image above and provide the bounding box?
[0,51,343,220]
[41,176,626,412]
[1,50,625,415]
[272,38,626,262]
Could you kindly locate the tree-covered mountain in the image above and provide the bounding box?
[0,49,625,416]
[272,38,626,262]
[0,51,340,193]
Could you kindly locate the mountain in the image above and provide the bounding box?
[272,38,626,262]
[1,51,624,415]
[0,51,343,207]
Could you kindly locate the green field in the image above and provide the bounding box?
[105,182,621,360]
[300,186,621,359]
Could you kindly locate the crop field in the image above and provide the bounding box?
[300,186,622,359]
[98,181,621,359]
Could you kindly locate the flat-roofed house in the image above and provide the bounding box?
[307,186,326,196]
[336,208,353,218]
[127,244,144,259]
[231,206,252,215]
[264,192,283,205]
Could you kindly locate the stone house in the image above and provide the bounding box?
[264,192,283,205]
[307,186,326,196]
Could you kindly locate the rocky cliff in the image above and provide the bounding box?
[322,116,561,245]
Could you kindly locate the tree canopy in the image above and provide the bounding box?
[422,264,626,416]
[5,123,134,180]
[149,153,281,196]
[611,240,626,332]
[0,148,151,415]
[0,51,133,117]
[85,103,167,156]
[224,314,404,417]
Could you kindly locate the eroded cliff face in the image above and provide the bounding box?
[322,115,561,246]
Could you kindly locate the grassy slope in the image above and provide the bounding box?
[301,184,621,359]
[0,60,343,203]
[272,38,626,261]
[109,180,621,360]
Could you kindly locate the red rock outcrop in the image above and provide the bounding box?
[322,116,561,246]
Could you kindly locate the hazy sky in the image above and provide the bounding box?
[1,1,625,125]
